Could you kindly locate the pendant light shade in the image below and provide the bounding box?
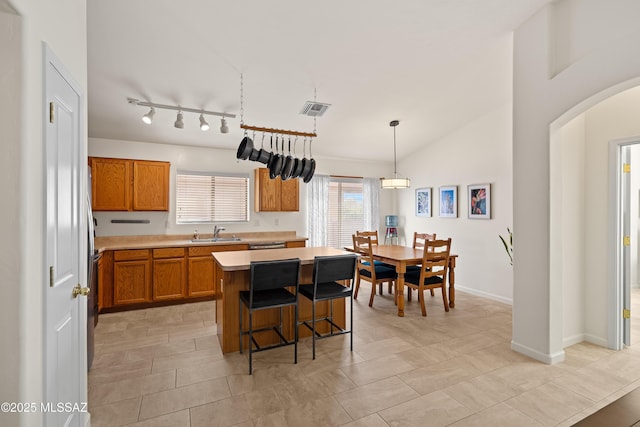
[380,120,410,189]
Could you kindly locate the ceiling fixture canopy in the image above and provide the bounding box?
[380,120,410,189]
[128,98,235,133]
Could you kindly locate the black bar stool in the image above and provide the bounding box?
[239,258,301,374]
[298,254,357,360]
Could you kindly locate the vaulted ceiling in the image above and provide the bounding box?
[87,0,552,162]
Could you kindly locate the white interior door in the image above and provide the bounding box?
[44,45,86,427]
[623,145,632,346]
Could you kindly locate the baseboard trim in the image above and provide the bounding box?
[455,285,512,305]
[511,340,565,364]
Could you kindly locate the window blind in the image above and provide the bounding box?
[176,171,249,223]
[327,179,364,248]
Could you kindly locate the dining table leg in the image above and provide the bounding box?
[448,257,456,308]
[396,262,406,317]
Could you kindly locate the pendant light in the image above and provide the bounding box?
[380,120,410,189]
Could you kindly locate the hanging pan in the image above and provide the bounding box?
[269,135,284,179]
[290,137,303,178]
[236,133,253,160]
[280,137,295,180]
[294,138,308,179]
[256,133,270,164]
[248,132,260,161]
[302,138,316,183]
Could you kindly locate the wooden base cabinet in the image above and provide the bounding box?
[113,250,151,305]
[152,248,186,301]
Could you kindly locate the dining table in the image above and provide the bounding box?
[345,244,458,317]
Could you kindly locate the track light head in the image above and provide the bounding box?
[142,107,155,124]
[220,118,229,134]
[199,114,210,131]
[174,111,184,129]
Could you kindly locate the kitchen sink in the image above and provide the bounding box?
[190,237,242,243]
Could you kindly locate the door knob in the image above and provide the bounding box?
[72,285,90,298]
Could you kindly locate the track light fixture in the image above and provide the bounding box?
[220,118,229,134]
[128,98,236,133]
[199,114,209,131]
[174,111,184,129]
[142,107,155,124]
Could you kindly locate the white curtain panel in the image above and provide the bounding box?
[307,174,330,247]
[363,177,380,233]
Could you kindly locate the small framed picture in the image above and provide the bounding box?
[468,184,491,219]
[439,186,457,218]
[416,187,432,217]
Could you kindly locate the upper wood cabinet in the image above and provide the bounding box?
[133,161,170,211]
[91,158,131,211]
[90,157,170,211]
[254,168,299,212]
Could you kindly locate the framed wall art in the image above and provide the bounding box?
[468,183,491,219]
[438,186,457,218]
[416,187,432,217]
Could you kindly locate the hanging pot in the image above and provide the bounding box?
[256,133,271,164]
[293,138,308,179]
[280,137,295,180]
[300,138,314,180]
[290,138,303,178]
[247,133,260,161]
[266,135,277,169]
[302,157,316,183]
[236,135,253,160]
[269,135,284,179]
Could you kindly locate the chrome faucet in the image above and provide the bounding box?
[213,225,225,238]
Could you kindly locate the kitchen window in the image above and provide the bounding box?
[176,171,249,223]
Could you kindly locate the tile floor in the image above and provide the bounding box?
[89,286,640,426]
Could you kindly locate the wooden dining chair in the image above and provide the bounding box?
[352,235,397,307]
[403,238,451,316]
[406,232,437,300]
[356,230,393,295]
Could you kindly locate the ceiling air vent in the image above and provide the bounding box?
[299,101,331,117]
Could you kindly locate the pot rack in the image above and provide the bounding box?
[240,124,316,138]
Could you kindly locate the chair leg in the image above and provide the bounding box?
[354,274,361,299]
[369,281,376,307]
[239,300,243,354]
[378,283,383,295]
[407,288,412,301]
[388,281,393,294]
[350,294,353,352]
[430,289,435,297]
[248,310,253,374]
[312,298,317,360]
[418,288,427,317]
[294,300,298,364]
[441,285,450,312]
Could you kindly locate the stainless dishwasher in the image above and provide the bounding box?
[248,242,287,250]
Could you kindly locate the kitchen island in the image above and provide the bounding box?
[213,246,353,353]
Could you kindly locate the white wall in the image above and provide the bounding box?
[551,114,586,347]
[0,4,22,421]
[89,137,393,239]
[396,104,513,304]
[2,0,87,426]
[513,0,640,363]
